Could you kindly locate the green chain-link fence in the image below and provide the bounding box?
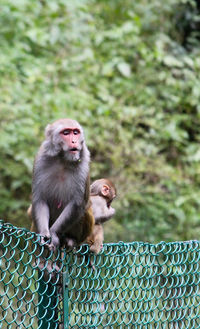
[1,219,200,328]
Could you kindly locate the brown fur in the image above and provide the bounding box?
[87,224,104,254]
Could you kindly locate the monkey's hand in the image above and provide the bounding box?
[49,228,60,249]
[108,206,115,216]
[96,207,116,224]
[40,231,51,245]
[40,234,56,252]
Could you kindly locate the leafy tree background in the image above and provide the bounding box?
[0,0,200,243]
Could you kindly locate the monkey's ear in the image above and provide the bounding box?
[45,124,52,138]
[101,184,110,196]
[43,123,62,156]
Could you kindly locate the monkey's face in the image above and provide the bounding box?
[45,118,85,161]
[105,191,116,208]
[60,127,83,162]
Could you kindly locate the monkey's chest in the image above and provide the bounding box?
[50,178,79,200]
[46,172,83,204]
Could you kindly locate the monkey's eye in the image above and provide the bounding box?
[73,129,80,135]
[62,129,71,135]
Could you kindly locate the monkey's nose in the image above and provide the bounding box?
[72,139,77,144]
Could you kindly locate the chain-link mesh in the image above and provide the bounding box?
[1,220,200,328]
[0,220,63,329]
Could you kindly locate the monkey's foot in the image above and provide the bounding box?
[90,243,103,255]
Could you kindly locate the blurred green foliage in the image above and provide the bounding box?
[0,0,200,243]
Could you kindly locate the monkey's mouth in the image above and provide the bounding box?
[69,148,79,153]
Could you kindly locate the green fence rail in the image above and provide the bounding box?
[1,220,200,328]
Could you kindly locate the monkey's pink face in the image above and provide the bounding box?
[60,127,82,161]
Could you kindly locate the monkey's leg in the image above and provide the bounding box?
[89,224,104,255]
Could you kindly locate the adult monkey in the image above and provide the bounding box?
[31,118,94,250]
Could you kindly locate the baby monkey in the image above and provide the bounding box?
[87,178,117,254]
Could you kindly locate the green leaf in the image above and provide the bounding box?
[117,62,131,77]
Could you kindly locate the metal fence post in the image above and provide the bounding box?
[62,267,69,329]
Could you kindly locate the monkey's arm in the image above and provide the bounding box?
[92,202,115,224]
[87,224,104,254]
[32,200,50,237]
[50,201,82,247]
